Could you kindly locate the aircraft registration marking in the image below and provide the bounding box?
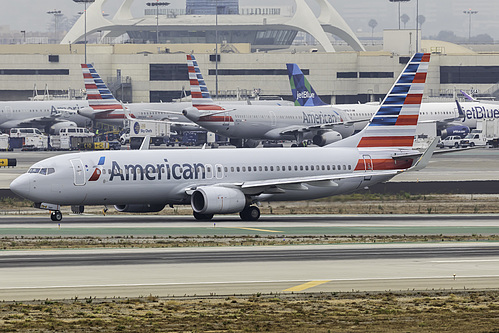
[228,227,284,233]
[283,280,331,292]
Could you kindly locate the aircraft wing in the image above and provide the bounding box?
[236,169,402,195]
[1,116,72,128]
[278,122,347,135]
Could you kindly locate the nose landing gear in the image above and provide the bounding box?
[50,210,62,221]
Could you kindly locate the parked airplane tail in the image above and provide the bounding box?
[286,63,327,106]
[186,55,223,110]
[81,64,123,111]
[331,53,430,149]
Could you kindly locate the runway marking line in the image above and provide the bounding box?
[226,227,284,233]
[283,280,331,292]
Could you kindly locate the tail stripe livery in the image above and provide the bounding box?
[186,55,224,110]
[81,64,123,111]
[357,53,430,148]
[286,63,327,106]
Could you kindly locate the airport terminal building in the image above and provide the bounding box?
[0,0,498,104]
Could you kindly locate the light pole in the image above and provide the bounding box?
[73,0,95,64]
[20,31,26,44]
[415,0,418,52]
[146,1,170,44]
[463,9,478,42]
[47,10,63,43]
[389,0,411,29]
[215,0,219,98]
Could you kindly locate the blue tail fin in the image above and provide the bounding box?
[286,64,327,106]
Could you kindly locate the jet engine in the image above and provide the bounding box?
[439,125,470,139]
[191,186,247,214]
[312,131,342,146]
[114,204,166,213]
[49,121,77,134]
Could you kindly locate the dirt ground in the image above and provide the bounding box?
[0,291,497,332]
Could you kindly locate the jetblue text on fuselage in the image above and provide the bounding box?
[109,159,206,181]
[302,111,339,124]
[462,106,499,122]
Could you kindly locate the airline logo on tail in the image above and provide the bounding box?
[357,53,430,149]
[186,55,224,111]
[81,64,123,111]
[286,63,327,107]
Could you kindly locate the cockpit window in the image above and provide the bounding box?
[28,167,55,175]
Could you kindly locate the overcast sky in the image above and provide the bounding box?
[0,0,497,40]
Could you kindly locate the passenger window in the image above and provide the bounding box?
[348,165,352,170]
[264,166,268,171]
[300,166,303,171]
[276,166,280,171]
[247,166,251,172]
[294,166,298,171]
[343,165,346,170]
[322,165,325,171]
[310,166,314,171]
[231,167,234,172]
[327,165,330,170]
[270,166,273,171]
[224,167,228,172]
[259,166,262,171]
[305,166,309,171]
[236,167,240,172]
[332,165,335,170]
[242,167,246,172]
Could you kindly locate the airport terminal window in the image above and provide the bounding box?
[440,66,499,84]
[208,69,308,76]
[150,64,189,81]
[150,91,188,103]
[0,69,69,75]
[337,72,357,79]
[359,72,394,78]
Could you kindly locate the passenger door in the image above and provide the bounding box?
[70,159,86,186]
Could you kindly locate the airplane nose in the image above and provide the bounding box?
[10,175,30,198]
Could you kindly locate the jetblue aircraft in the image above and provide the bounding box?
[10,53,435,222]
[286,63,485,138]
[182,55,356,147]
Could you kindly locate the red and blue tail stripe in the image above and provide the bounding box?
[82,64,123,111]
[186,55,224,111]
[357,52,430,148]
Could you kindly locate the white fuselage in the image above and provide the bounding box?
[0,100,90,130]
[10,148,396,207]
[338,101,495,131]
[186,104,354,141]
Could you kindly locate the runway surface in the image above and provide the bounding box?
[1,214,499,236]
[1,243,498,301]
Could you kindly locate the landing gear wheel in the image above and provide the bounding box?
[239,206,260,221]
[71,205,84,214]
[51,210,62,222]
[193,212,214,221]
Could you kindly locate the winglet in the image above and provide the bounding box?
[460,90,477,102]
[286,63,327,106]
[408,137,438,171]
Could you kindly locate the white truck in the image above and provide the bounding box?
[9,128,48,150]
[121,119,171,149]
[50,127,95,150]
[460,119,499,148]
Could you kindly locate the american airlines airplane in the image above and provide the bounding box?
[182,55,356,147]
[0,100,90,134]
[286,63,485,138]
[78,64,291,133]
[10,53,435,222]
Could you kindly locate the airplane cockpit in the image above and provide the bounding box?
[27,167,56,175]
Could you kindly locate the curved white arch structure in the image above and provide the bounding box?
[61,0,365,53]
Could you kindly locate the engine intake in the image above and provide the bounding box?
[312,131,342,146]
[114,204,165,213]
[191,186,247,214]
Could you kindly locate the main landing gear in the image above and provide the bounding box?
[50,210,62,221]
[192,206,261,221]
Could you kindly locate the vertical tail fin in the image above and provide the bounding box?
[81,64,122,111]
[186,55,223,110]
[332,53,431,149]
[286,63,327,106]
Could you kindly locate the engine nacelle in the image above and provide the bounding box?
[312,131,342,146]
[439,125,470,139]
[244,139,260,148]
[191,186,247,214]
[49,122,77,134]
[114,204,165,213]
